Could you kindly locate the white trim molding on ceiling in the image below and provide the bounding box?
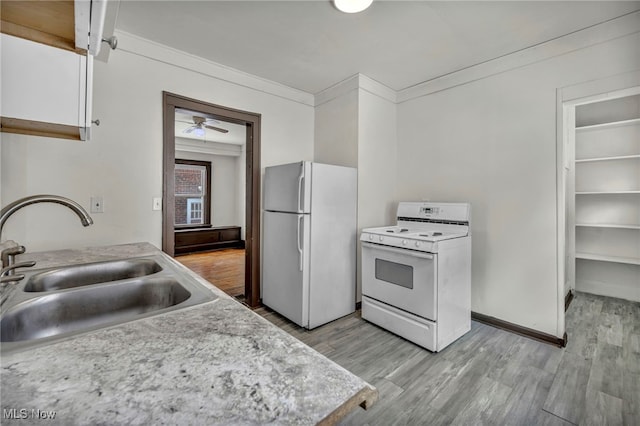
[115,31,316,107]
[114,11,640,108]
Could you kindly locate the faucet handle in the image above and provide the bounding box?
[1,245,26,267]
[0,273,25,285]
[0,260,36,277]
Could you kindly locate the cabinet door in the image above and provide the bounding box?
[1,34,90,140]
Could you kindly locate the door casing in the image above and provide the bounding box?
[162,92,262,307]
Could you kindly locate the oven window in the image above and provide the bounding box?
[375,259,413,289]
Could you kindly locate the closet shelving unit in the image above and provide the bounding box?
[573,99,640,301]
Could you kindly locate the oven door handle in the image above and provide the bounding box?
[361,241,434,260]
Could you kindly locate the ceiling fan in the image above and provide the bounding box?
[182,116,229,135]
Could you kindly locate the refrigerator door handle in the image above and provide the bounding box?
[297,214,304,271]
[297,163,305,213]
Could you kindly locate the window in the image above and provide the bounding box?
[186,198,203,224]
[174,159,211,227]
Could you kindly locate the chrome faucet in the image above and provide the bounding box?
[0,195,94,281]
[0,260,37,284]
[0,195,94,241]
[1,245,25,269]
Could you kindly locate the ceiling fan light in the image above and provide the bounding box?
[193,127,205,137]
[334,0,373,14]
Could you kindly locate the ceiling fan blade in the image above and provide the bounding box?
[204,124,229,133]
[183,126,196,134]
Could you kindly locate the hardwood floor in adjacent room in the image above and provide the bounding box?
[176,249,245,297]
[255,292,639,425]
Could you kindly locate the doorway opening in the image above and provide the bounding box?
[557,76,639,342]
[162,92,261,307]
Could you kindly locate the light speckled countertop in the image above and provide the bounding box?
[0,243,376,425]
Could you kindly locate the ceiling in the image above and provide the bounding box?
[115,1,640,94]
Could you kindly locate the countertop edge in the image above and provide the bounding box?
[318,385,379,425]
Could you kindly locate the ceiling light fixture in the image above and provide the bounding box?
[333,0,373,14]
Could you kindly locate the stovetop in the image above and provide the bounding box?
[360,202,471,253]
[364,225,467,242]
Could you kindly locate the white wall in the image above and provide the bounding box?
[314,89,358,168]
[313,76,397,301]
[396,32,640,336]
[0,33,314,252]
[357,89,397,299]
[175,150,240,228]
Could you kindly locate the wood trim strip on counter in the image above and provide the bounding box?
[318,386,379,426]
[471,311,568,348]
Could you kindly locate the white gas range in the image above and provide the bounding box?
[360,202,471,352]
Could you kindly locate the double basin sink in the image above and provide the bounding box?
[1,255,217,353]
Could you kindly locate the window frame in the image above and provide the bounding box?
[174,159,212,229]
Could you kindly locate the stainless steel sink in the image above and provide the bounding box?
[24,258,163,292]
[2,277,190,342]
[0,255,217,353]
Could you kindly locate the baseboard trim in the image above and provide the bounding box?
[471,311,567,348]
[565,290,574,312]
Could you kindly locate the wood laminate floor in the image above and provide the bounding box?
[255,292,639,425]
[175,249,245,297]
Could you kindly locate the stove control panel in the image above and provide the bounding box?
[420,206,439,215]
[397,202,470,223]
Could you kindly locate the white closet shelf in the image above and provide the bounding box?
[575,155,640,163]
[576,117,640,132]
[576,191,640,195]
[576,252,640,265]
[576,223,640,229]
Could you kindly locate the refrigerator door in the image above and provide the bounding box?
[264,161,312,213]
[262,210,311,327]
[308,163,357,328]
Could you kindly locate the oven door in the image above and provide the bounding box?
[361,241,437,321]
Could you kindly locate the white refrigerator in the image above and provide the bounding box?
[262,161,357,329]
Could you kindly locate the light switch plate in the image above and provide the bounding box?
[152,197,162,211]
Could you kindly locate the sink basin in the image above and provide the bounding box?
[0,255,217,353]
[24,258,163,292]
[1,278,190,342]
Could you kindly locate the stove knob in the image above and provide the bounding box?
[369,234,374,241]
[379,236,384,242]
[402,240,407,246]
[415,241,421,247]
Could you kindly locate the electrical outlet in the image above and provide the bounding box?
[91,196,104,213]
[152,197,162,211]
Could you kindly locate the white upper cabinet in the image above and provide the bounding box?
[75,0,108,56]
[0,0,107,141]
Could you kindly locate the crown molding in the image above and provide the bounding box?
[397,11,640,103]
[357,74,397,104]
[314,73,397,106]
[114,31,315,107]
[313,74,360,106]
[559,70,640,105]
